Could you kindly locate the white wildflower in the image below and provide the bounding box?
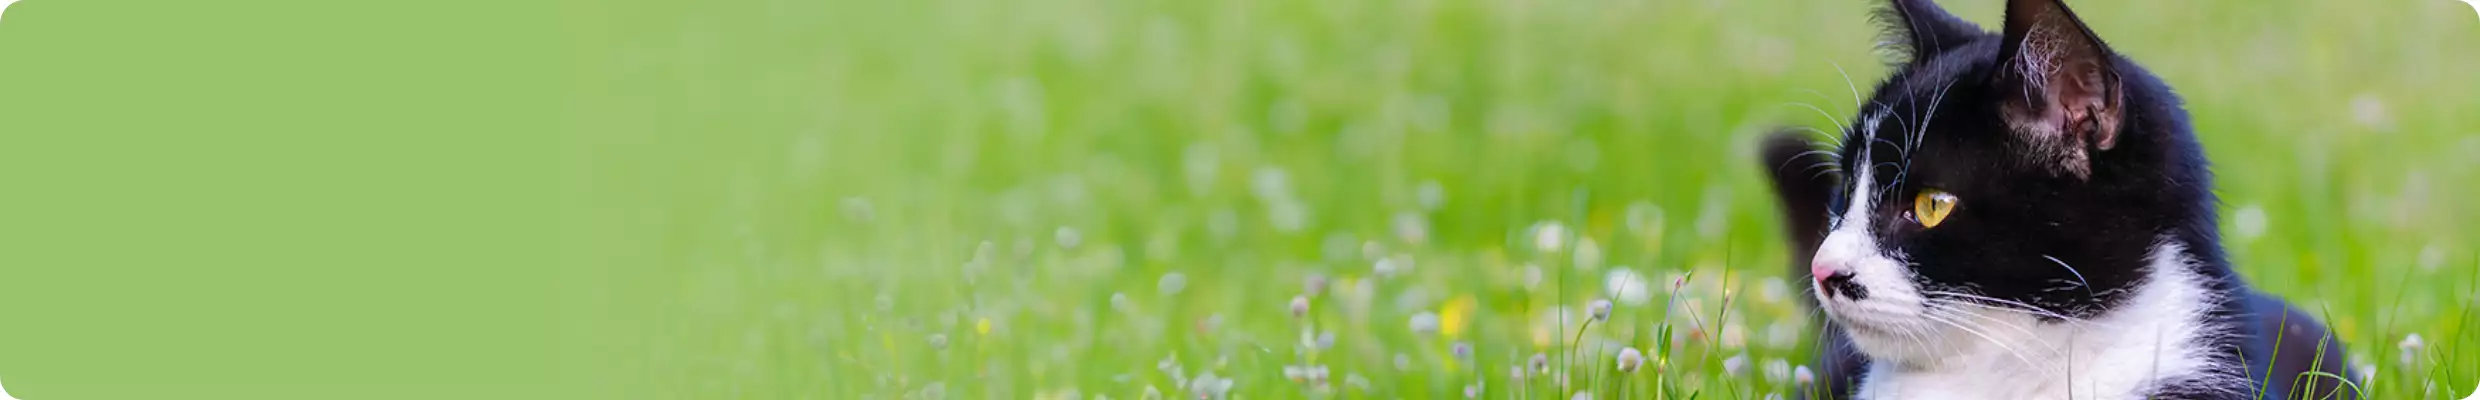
[1606,268,1652,305]
[1722,353,1749,377]
[1410,312,1441,335]
[1158,272,1188,295]
[1417,181,1446,211]
[1574,237,1602,269]
[2233,205,2268,242]
[2400,333,2426,366]
[1587,299,1613,322]
[1533,222,1568,252]
[1290,296,1311,319]
[1794,365,1816,386]
[1055,226,1082,249]
[1394,211,1430,244]
[1616,347,1644,373]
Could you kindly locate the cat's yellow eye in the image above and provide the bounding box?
[1913,190,1959,228]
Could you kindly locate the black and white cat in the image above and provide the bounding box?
[1758,0,2355,399]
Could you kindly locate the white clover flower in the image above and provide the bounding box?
[1303,273,1330,296]
[1530,353,1550,374]
[1464,383,1482,398]
[1417,181,1446,211]
[1451,341,1472,360]
[1587,299,1613,322]
[1722,353,1749,377]
[1605,268,1651,305]
[2233,205,2268,242]
[1111,293,1133,312]
[1315,331,1336,350]
[1764,358,1790,383]
[1410,312,1441,335]
[1393,211,1430,244]
[1533,221,1568,252]
[1794,365,1816,386]
[1158,273,1188,296]
[1290,296,1311,319]
[1055,226,1083,249]
[927,334,949,350]
[1188,371,1232,399]
[1374,258,1402,278]
[1616,347,1644,373]
[2400,333,2426,366]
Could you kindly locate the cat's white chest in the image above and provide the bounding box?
[1849,243,2237,400]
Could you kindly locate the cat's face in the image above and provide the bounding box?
[1763,0,2215,366]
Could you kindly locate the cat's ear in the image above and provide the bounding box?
[1759,130,1837,284]
[1992,0,2123,179]
[1876,0,1983,64]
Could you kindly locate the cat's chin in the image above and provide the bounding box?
[1835,320,1949,367]
[1819,301,1960,367]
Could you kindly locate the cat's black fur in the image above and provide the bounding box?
[1758,0,2355,398]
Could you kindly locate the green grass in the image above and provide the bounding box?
[602,0,2480,397]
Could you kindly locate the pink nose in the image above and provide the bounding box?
[1810,261,1838,285]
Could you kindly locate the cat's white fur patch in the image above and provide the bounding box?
[1830,241,2232,400]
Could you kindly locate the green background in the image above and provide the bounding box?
[0,0,625,398]
[2,0,2478,398]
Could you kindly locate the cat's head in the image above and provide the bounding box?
[1760,0,2220,365]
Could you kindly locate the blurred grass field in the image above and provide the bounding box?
[598,0,2480,397]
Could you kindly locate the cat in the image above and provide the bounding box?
[1756,0,2356,398]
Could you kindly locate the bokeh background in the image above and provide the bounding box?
[584,0,2480,398]
[10,0,2457,398]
